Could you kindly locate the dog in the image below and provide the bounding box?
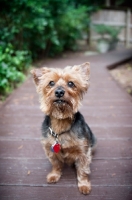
[31,62,96,195]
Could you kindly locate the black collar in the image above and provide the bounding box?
[48,126,72,139]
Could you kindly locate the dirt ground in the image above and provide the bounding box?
[109,60,132,96]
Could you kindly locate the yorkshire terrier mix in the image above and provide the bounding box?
[31,62,96,195]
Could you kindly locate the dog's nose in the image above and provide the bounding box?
[55,88,65,98]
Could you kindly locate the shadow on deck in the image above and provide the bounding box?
[0,49,132,200]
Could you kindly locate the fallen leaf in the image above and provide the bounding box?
[27,170,31,175]
[112,173,116,177]
[18,145,23,150]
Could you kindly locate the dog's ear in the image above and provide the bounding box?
[72,62,90,81]
[80,62,90,78]
[30,69,42,86]
[30,67,51,86]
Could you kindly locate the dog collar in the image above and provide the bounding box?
[49,127,59,139]
[49,127,61,153]
[48,115,75,153]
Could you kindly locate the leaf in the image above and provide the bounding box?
[111,173,116,177]
[18,145,23,150]
[27,170,31,175]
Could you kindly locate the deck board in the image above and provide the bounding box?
[0,159,132,186]
[0,186,131,200]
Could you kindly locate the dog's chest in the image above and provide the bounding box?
[42,126,89,165]
[46,132,88,162]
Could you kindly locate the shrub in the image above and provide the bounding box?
[92,24,122,42]
[0,44,31,96]
[0,0,89,57]
[45,6,88,56]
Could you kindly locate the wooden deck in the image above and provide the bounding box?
[0,49,132,200]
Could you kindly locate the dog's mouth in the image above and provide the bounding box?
[54,99,67,104]
[53,99,73,110]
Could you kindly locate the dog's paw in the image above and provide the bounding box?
[78,183,91,195]
[47,172,61,183]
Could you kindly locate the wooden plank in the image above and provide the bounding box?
[0,139,131,159]
[0,124,41,138]
[1,104,132,117]
[0,159,131,186]
[0,185,131,200]
[0,125,131,139]
[0,108,132,127]
[91,126,132,139]
[2,97,131,113]
[0,140,44,158]
[92,21,125,26]
[84,116,132,127]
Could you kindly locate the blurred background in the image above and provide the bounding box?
[0,0,131,99]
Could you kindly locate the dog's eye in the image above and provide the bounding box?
[49,81,55,87]
[68,81,75,88]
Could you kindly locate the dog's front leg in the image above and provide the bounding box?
[47,155,63,183]
[75,155,91,195]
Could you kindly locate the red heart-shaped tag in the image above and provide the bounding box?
[51,143,61,153]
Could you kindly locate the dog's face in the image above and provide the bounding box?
[31,62,90,119]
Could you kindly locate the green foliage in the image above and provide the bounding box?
[92,24,109,36]
[0,0,104,96]
[0,0,91,57]
[105,26,122,41]
[0,44,31,95]
[0,0,104,57]
[92,24,122,41]
[48,6,89,55]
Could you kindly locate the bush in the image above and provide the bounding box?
[0,0,89,58]
[0,44,31,96]
[92,24,122,42]
[45,6,88,56]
